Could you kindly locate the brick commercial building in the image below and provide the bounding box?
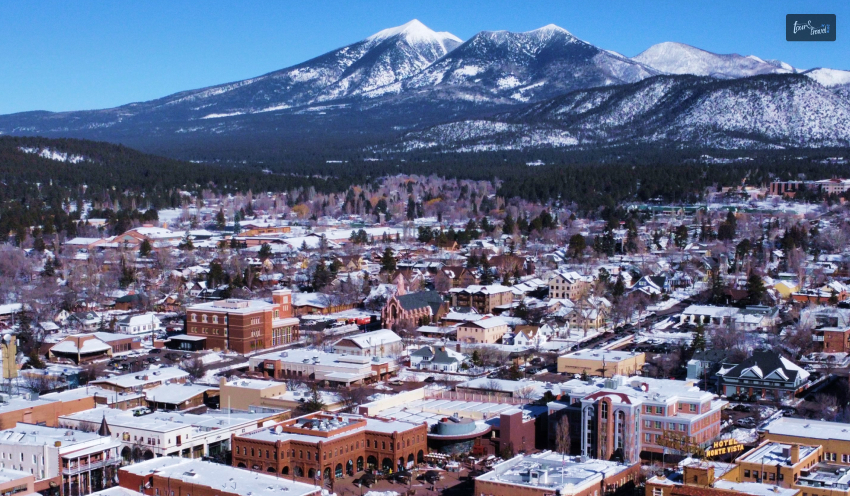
[119,458,319,496]
[548,376,726,462]
[557,350,646,377]
[185,289,299,354]
[474,451,639,496]
[646,457,801,496]
[231,412,427,484]
[249,349,397,386]
[763,417,850,465]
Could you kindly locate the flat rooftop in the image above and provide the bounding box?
[560,349,643,362]
[477,451,632,494]
[763,417,850,442]
[120,458,319,496]
[739,442,818,466]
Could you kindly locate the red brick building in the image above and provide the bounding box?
[231,412,427,484]
[186,289,299,354]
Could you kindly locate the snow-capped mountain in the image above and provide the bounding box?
[373,24,659,103]
[396,74,850,152]
[1,20,849,160]
[803,67,850,88]
[632,42,797,79]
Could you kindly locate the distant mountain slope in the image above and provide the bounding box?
[632,42,797,79]
[395,74,850,152]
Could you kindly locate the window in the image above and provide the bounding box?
[655,406,663,414]
[678,424,686,432]
[202,314,207,323]
[654,421,662,429]
[652,489,663,496]
[191,314,197,322]
[744,470,750,477]
[212,315,218,324]
[689,404,696,412]
[645,433,651,442]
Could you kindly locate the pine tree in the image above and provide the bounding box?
[480,255,494,285]
[380,247,396,274]
[691,324,706,354]
[139,239,152,257]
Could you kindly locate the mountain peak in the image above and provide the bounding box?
[633,41,795,78]
[367,19,461,45]
[529,24,572,35]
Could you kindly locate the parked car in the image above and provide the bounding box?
[424,376,436,383]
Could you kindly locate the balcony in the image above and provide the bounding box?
[62,457,122,476]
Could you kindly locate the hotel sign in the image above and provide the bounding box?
[706,439,744,458]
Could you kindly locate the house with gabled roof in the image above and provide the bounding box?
[718,351,810,401]
[409,345,464,372]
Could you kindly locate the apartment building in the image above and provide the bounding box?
[456,316,509,344]
[548,376,726,462]
[548,270,592,300]
[185,289,299,354]
[449,285,513,314]
[231,412,427,482]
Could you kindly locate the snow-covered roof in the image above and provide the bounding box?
[333,329,401,349]
[120,457,319,496]
[145,384,217,405]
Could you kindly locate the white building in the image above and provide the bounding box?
[115,314,161,336]
[0,423,121,495]
[58,407,282,461]
[331,329,403,357]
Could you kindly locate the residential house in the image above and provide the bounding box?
[718,351,810,400]
[409,345,463,372]
[547,271,591,300]
[115,313,161,335]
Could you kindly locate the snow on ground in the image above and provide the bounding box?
[200,352,223,365]
[364,491,399,496]
[725,428,758,444]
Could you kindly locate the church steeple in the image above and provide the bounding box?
[97,414,111,437]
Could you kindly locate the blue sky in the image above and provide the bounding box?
[0,0,847,114]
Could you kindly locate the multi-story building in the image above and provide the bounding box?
[547,271,592,300]
[449,285,513,314]
[58,407,284,462]
[0,422,121,496]
[763,417,850,465]
[185,289,299,354]
[456,316,509,344]
[119,458,319,496]
[231,412,427,483]
[474,451,639,496]
[556,350,645,377]
[646,457,801,496]
[718,351,810,400]
[248,349,397,386]
[548,376,726,462]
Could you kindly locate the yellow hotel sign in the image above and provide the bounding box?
[706,439,744,458]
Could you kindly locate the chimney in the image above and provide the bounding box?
[456,343,461,353]
[791,444,800,464]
